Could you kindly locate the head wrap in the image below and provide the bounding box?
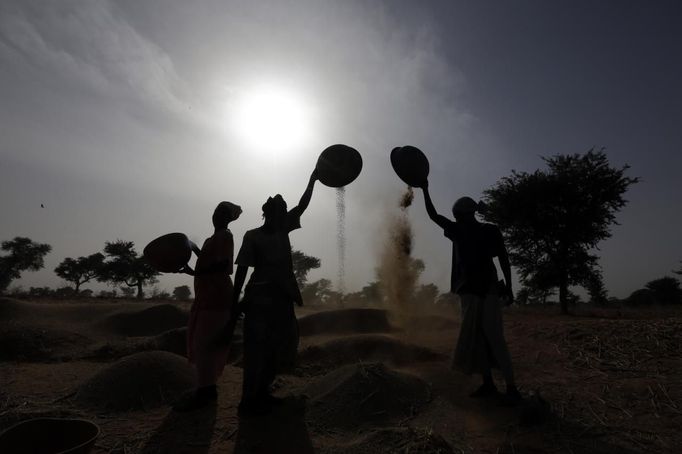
[213,201,241,223]
[262,194,287,216]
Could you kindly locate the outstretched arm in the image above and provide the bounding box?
[421,183,451,230]
[293,169,318,216]
[191,242,201,257]
[177,242,202,275]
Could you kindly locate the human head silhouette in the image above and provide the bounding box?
[452,196,477,223]
[213,201,242,229]
[262,194,287,230]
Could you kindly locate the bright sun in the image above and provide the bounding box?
[231,86,311,152]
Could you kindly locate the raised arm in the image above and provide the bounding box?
[292,169,318,216]
[421,183,451,230]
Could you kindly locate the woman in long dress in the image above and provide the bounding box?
[419,183,521,404]
[174,201,242,411]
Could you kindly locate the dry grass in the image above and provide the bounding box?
[1,298,681,453]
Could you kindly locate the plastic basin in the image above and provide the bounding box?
[0,418,100,454]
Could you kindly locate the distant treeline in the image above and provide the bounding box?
[0,237,184,300]
[2,233,680,307]
[1,150,680,309]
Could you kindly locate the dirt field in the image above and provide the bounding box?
[1,297,680,453]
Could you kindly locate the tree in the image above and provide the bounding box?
[645,277,682,304]
[99,240,159,299]
[173,285,192,301]
[291,249,321,286]
[301,278,334,304]
[0,237,52,293]
[359,281,381,303]
[673,262,682,276]
[516,284,556,305]
[482,149,638,314]
[585,268,608,305]
[345,281,382,306]
[119,287,135,298]
[98,289,118,299]
[517,272,557,305]
[625,288,656,306]
[150,287,171,300]
[54,286,77,298]
[28,286,53,298]
[54,253,104,293]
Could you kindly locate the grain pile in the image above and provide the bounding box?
[304,362,430,430]
[297,308,393,336]
[297,334,446,375]
[0,323,91,361]
[149,327,187,356]
[321,427,454,454]
[75,351,194,411]
[98,304,187,336]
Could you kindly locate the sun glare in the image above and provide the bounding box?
[231,86,311,152]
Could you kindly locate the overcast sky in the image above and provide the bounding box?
[1,0,680,298]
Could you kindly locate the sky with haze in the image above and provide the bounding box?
[1,0,681,298]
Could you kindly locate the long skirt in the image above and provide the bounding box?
[187,306,231,387]
[452,292,514,381]
[241,284,299,403]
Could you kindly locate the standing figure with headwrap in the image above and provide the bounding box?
[233,170,318,416]
[419,181,522,405]
[173,201,242,412]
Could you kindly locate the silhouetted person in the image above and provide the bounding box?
[419,182,521,404]
[174,201,242,411]
[233,170,318,416]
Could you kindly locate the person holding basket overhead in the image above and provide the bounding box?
[232,170,318,416]
[390,144,520,405]
[420,182,521,404]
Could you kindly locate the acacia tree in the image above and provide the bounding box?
[291,249,321,286]
[173,285,192,301]
[99,240,159,299]
[0,237,52,293]
[482,149,638,314]
[54,253,104,293]
[645,277,682,304]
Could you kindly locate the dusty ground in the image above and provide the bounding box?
[1,297,680,453]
